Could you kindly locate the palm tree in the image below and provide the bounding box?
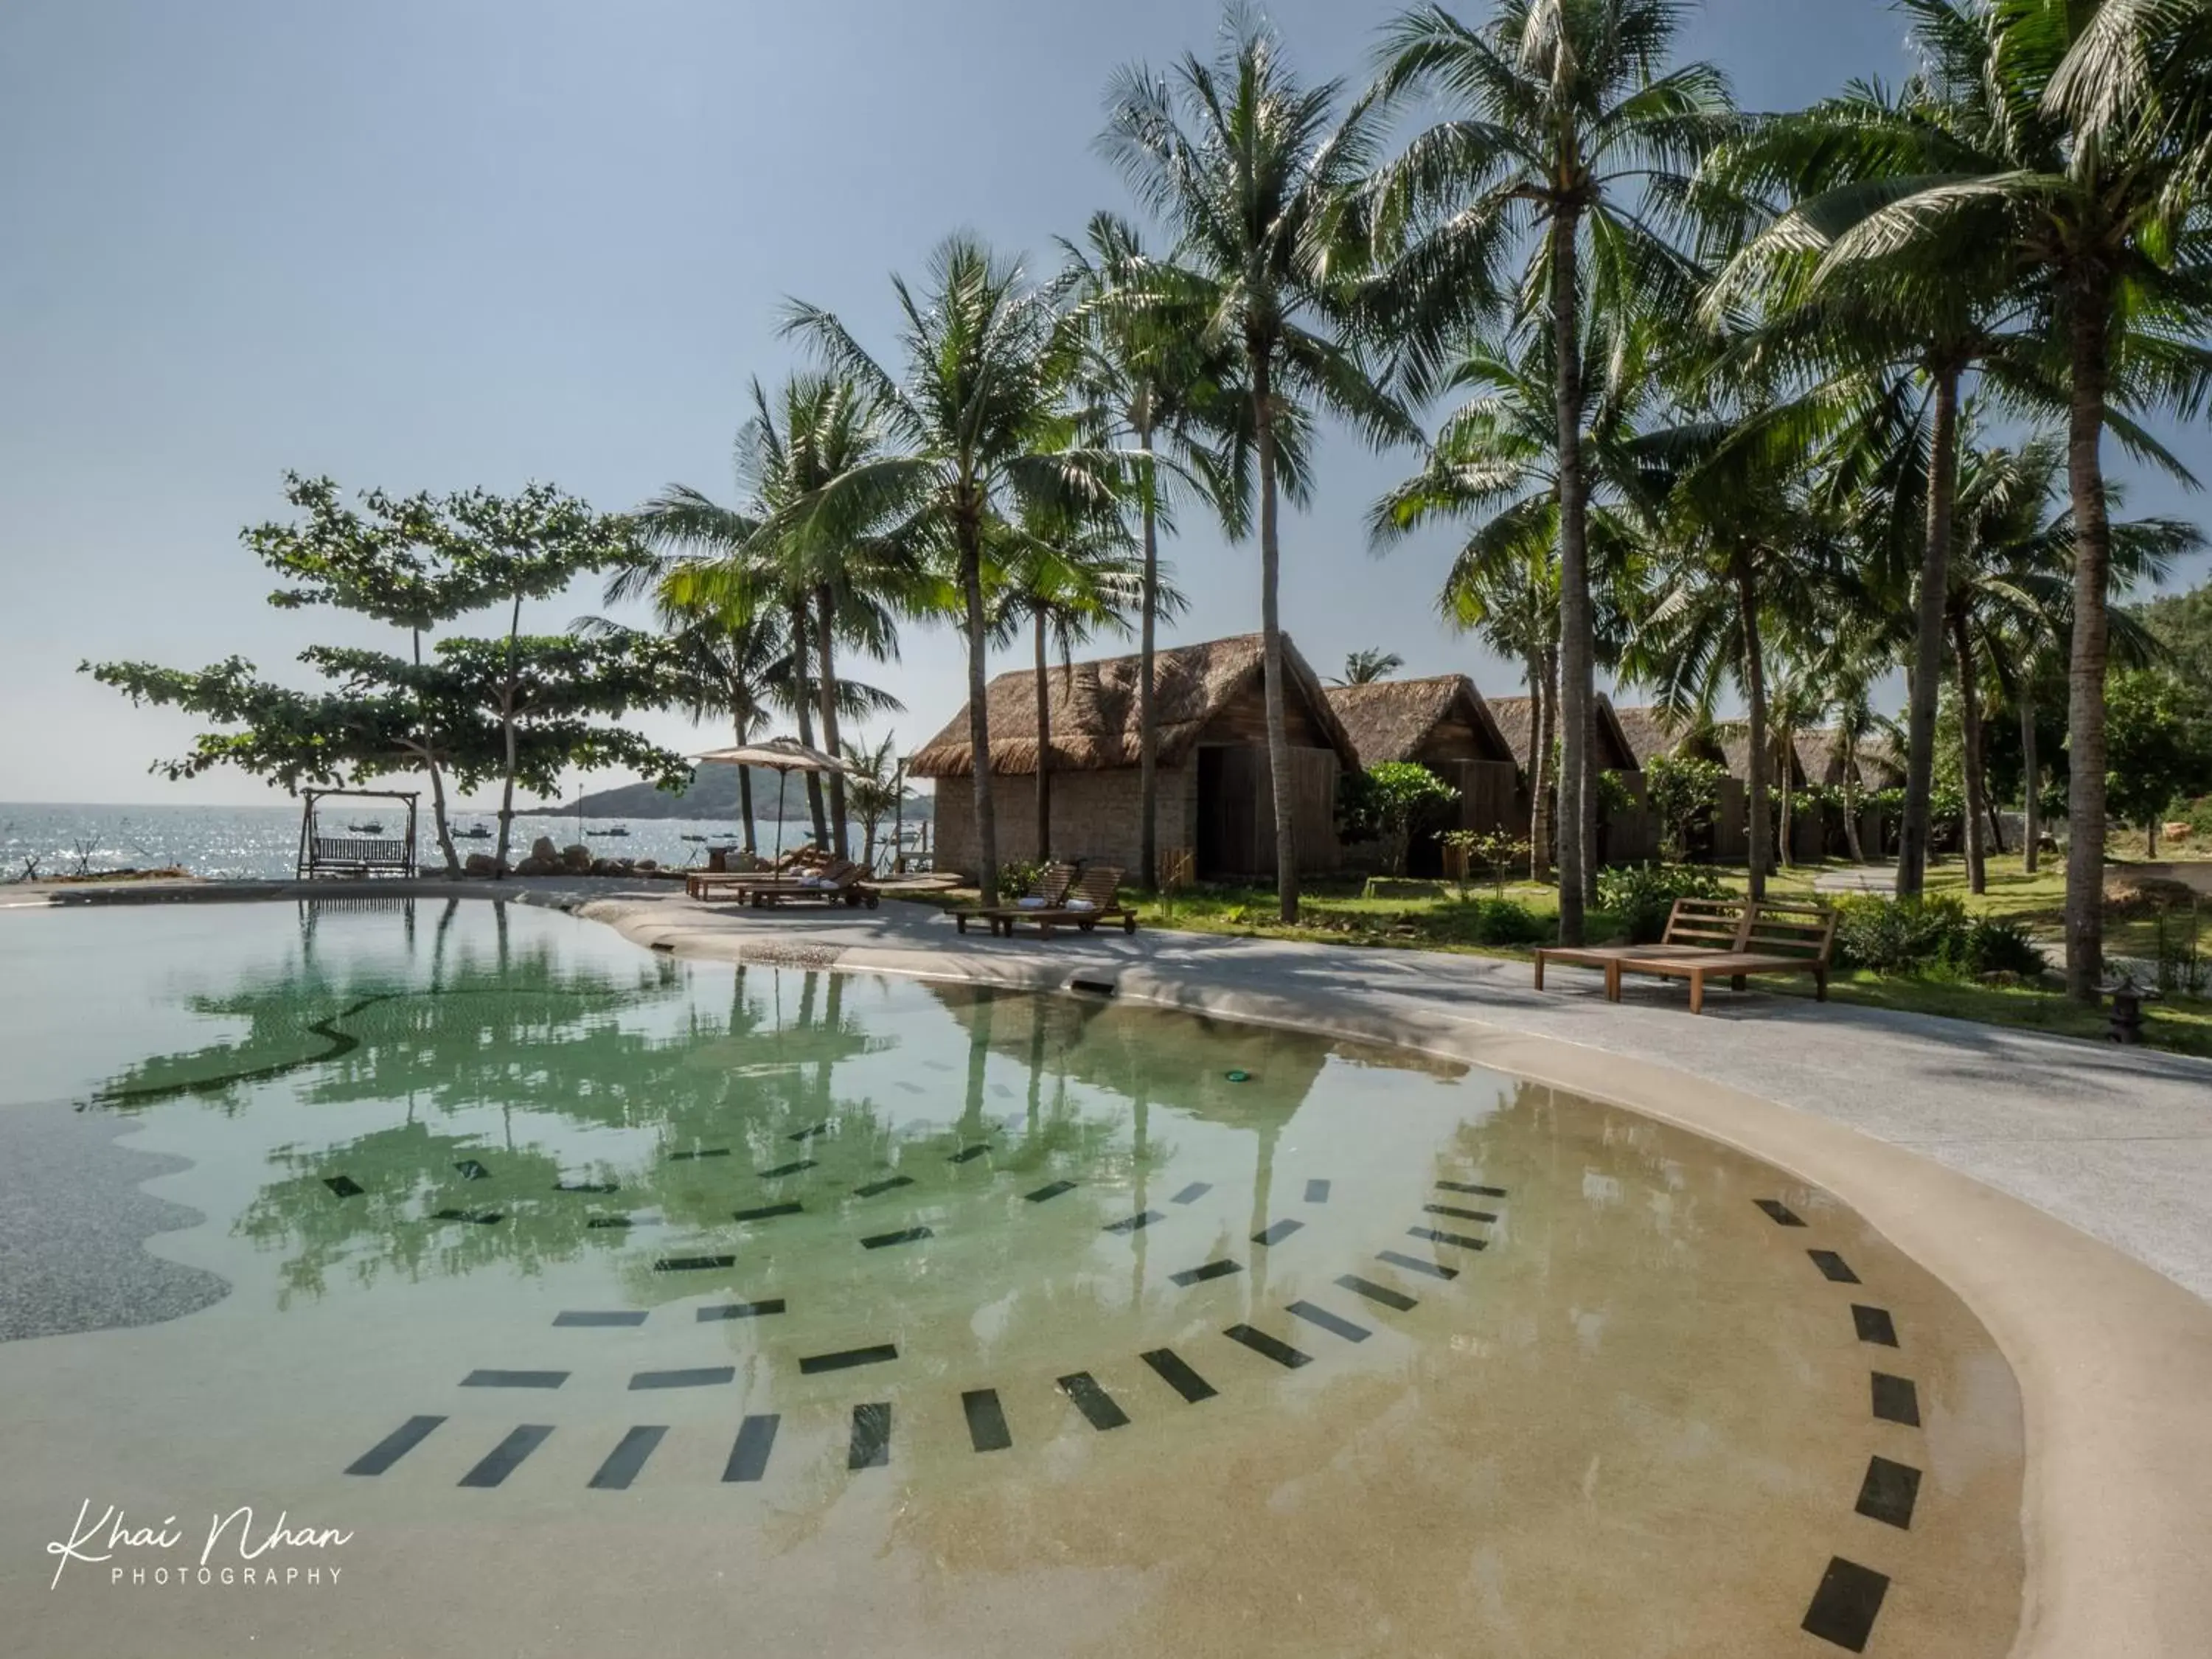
[1060,212,1241,890]
[841,733,908,874]
[1718,0,2212,997]
[1335,648,1406,685]
[1370,0,1733,941]
[1105,7,1413,922]
[781,235,1118,906]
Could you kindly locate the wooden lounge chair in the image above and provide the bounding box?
[747,858,879,909]
[685,846,824,901]
[1534,897,1749,999]
[1614,901,1837,1013]
[954,861,1077,936]
[995,864,1138,938]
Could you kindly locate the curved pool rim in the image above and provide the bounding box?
[568,891,2212,1659]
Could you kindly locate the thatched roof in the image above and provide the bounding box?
[1857,738,1905,788]
[1323,675,1515,768]
[908,632,1359,779]
[1486,693,1641,774]
[1794,728,1860,788]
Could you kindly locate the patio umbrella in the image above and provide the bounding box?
[693,738,855,862]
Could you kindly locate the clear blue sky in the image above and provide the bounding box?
[2,0,2202,806]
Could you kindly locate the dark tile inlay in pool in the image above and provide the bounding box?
[849,1403,891,1470]
[1335,1273,1417,1311]
[1171,1181,1212,1204]
[1024,1180,1077,1203]
[345,1414,445,1476]
[459,1425,553,1488]
[1809,1250,1861,1284]
[1057,1371,1131,1430]
[554,1180,618,1194]
[588,1425,666,1491]
[630,1366,734,1391]
[723,1413,780,1483]
[757,1160,815,1180]
[432,1208,503,1225]
[668,1148,730,1161]
[1377,1249,1457,1281]
[962,1388,1013,1452]
[586,1217,633,1229]
[1252,1219,1304,1246]
[1286,1300,1371,1343]
[948,1144,992,1164]
[788,1121,830,1141]
[554,1310,647,1328]
[323,1175,364,1198]
[1224,1324,1312,1368]
[1169,1259,1242,1287]
[1800,1556,1889,1652]
[1424,1203,1498,1223]
[698,1298,785,1321]
[1871,1373,1922,1427]
[1755,1198,1806,1226]
[855,1175,914,1198]
[860,1227,932,1251]
[1855,1455,1921,1529]
[655,1253,735,1272]
[1105,1210,1164,1234]
[1436,1180,1508,1197]
[462,1369,568,1390]
[1304,1179,1331,1203]
[1408,1226,1487,1251]
[733,1201,804,1222]
[1140,1347,1218,1402]
[455,1159,490,1181]
[1852,1305,1900,1347]
[800,1343,899,1374]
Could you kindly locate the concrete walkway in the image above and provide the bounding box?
[16,873,2212,1304]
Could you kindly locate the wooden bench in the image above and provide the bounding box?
[305,836,414,879]
[1534,897,1837,1014]
[1534,897,1748,999]
[995,864,1139,939]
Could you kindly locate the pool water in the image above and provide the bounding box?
[0,900,2024,1658]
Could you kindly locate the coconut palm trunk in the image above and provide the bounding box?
[1255,349,1300,922]
[1526,649,1551,882]
[1897,365,1961,898]
[2063,293,2115,1001]
[787,598,827,847]
[732,711,759,857]
[1033,608,1053,860]
[493,591,524,874]
[814,587,849,860]
[1840,743,1865,864]
[1736,560,1769,901]
[1952,608,1989,894]
[959,518,999,904]
[2020,692,2039,875]
[1551,209,1592,943]
[1136,412,1161,892]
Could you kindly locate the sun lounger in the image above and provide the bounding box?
[1534,897,1748,998]
[746,859,879,909]
[955,862,1078,935]
[993,864,1138,938]
[685,847,826,901]
[1614,902,1837,1013]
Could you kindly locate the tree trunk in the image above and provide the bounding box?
[1779,751,1795,870]
[1898,363,1961,898]
[1034,607,1052,861]
[494,591,523,875]
[2020,690,2040,875]
[815,585,849,860]
[1136,411,1161,891]
[2063,282,2114,1001]
[1551,206,1591,944]
[789,599,827,847]
[413,627,462,876]
[2147,818,2159,859]
[734,711,758,857]
[959,518,999,904]
[1736,559,1769,902]
[1254,345,1300,924]
[1952,607,1989,895]
[1841,744,1865,863]
[1526,650,1551,882]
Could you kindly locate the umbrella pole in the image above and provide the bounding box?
[774,769,787,862]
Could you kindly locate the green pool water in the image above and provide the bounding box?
[0,899,2025,1659]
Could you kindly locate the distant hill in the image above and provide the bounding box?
[519,767,933,822]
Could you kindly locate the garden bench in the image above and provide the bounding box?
[1533,897,1749,999]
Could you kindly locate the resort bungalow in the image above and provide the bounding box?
[1610,704,1748,863]
[909,632,1361,883]
[1794,728,1891,860]
[1488,692,1660,865]
[1324,675,1522,875]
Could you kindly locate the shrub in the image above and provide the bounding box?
[994,858,1047,902]
[1463,898,1550,946]
[2186,796,2212,837]
[1959,917,2046,978]
[1596,863,1728,945]
[1832,894,1970,973]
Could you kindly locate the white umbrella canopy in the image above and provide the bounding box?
[692,737,857,860]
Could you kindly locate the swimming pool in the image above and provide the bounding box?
[0,900,2024,1656]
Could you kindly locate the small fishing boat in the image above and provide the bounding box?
[456,825,492,840]
[585,826,630,838]
[680,834,709,844]
[347,821,386,835]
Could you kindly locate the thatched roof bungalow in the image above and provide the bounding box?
[1323,675,1523,857]
[909,633,1360,882]
[1486,693,1643,776]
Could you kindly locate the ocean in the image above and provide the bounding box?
[0,801,929,883]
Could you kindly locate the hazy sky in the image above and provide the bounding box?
[4,0,2204,807]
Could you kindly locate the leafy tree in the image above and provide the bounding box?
[2104,667,2212,858]
[1105,5,1413,920]
[1643,751,1727,863]
[781,236,1116,906]
[1343,761,1461,877]
[1370,0,1733,941]
[1335,648,1406,685]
